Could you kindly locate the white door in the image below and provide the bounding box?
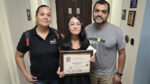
[0,34,11,84]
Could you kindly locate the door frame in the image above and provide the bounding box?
[0,0,20,84]
[55,0,92,34]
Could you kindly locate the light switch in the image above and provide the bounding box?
[26,9,31,21]
[130,38,134,46]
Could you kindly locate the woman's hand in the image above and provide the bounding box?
[24,72,38,83]
[90,55,95,62]
[57,67,65,78]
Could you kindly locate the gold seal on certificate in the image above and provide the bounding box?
[60,50,93,75]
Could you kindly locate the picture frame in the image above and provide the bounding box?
[127,11,136,27]
[60,50,93,76]
[130,0,138,8]
[122,9,126,20]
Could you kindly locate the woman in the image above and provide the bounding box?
[15,5,62,84]
[57,15,95,84]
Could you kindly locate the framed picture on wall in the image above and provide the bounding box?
[122,9,126,20]
[130,0,138,8]
[127,11,136,27]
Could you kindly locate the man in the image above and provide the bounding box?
[85,0,126,84]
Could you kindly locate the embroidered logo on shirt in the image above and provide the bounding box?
[89,37,105,45]
[50,39,57,44]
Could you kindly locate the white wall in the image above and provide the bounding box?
[120,0,146,84]
[4,0,32,49]
[107,0,112,22]
[49,0,58,29]
[110,0,124,27]
[2,0,33,84]
[29,0,38,27]
[0,0,20,84]
[91,0,99,23]
[0,32,11,84]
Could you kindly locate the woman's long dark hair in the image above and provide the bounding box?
[61,15,89,50]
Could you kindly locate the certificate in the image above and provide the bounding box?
[60,50,93,75]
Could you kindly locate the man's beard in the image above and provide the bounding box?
[93,16,107,25]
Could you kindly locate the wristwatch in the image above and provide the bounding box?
[115,72,123,77]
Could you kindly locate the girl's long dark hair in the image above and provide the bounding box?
[61,15,89,50]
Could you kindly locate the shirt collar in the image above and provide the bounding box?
[31,25,53,36]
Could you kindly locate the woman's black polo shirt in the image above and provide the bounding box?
[17,26,62,80]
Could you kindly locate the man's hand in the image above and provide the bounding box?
[90,55,95,62]
[113,74,122,84]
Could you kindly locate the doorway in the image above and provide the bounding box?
[56,0,92,34]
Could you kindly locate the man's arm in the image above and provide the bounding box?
[113,48,126,84]
[15,50,37,83]
[117,48,126,73]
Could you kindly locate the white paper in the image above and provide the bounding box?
[87,46,97,55]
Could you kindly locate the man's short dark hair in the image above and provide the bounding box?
[93,0,110,13]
